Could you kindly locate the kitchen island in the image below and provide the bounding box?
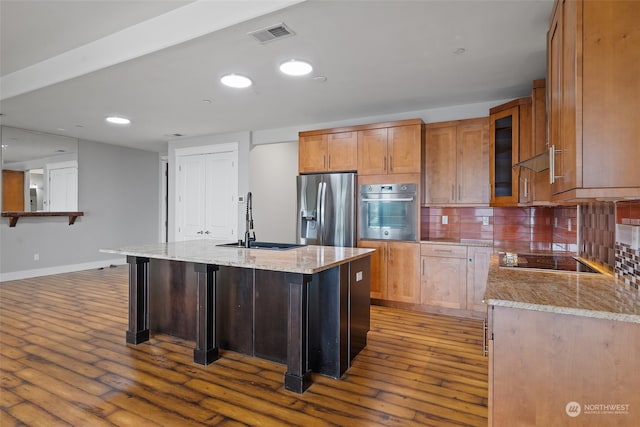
[484,254,639,426]
[101,240,373,393]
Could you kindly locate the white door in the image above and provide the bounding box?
[175,148,238,242]
[177,155,207,240]
[205,151,237,241]
[48,167,78,211]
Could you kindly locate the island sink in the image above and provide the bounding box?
[217,241,305,250]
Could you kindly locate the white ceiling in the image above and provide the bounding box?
[0,0,554,153]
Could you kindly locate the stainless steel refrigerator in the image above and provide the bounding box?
[296,172,356,247]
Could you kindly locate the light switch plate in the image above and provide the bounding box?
[482,216,489,226]
[442,215,448,225]
[356,271,363,281]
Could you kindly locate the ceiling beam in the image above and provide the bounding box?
[0,0,305,101]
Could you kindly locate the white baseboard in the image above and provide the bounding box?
[0,258,127,282]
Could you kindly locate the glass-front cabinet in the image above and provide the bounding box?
[489,106,519,206]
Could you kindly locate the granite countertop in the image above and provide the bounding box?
[484,254,640,324]
[420,239,493,247]
[101,240,374,275]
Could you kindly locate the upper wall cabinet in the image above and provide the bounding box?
[358,122,422,175]
[548,0,640,201]
[489,98,530,207]
[519,79,551,205]
[299,119,423,175]
[298,131,357,174]
[425,117,489,205]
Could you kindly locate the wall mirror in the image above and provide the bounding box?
[1,126,79,213]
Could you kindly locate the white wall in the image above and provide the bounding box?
[0,139,160,280]
[249,141,298,243]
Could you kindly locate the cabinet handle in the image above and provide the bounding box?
[383,156,387,172]
[434,249,453,253]
[389,156,393,172]
[388,247,392,262]
[549,145,554,184]
[482,318,488,357]
[524,178,529,198]
[328,155,331,169]
[421,258,425,276]
[549,145,563,184]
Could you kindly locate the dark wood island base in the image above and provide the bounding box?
[123,251,370,394]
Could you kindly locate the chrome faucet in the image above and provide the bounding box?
[244,191,256,248]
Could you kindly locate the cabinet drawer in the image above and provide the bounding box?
[420,244,467,258]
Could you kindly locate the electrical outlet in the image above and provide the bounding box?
[442,215,448,225]
[568,218,572,232]
[34,253,39,261]
[482,216,489,226]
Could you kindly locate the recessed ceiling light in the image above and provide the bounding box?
[279,59,313,76]
[105,116,131,125]
[220,74,252,88]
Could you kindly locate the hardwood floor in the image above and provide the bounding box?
[0,266,488,426]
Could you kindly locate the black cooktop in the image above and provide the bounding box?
[499,253,599,274]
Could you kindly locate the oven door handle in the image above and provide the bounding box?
[361,197,414,202]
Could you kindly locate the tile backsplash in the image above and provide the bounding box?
[615,201,640,289]
[579,202,616,270]
[420,206,577,253]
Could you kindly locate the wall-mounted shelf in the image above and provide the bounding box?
[2,211,84,227]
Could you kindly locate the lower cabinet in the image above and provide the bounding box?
[421,243,492,314]
[421,245,467,309]
[466,246,493,312]
[358,240,420,303]
[488,305,640,427]
[365,241,491,317]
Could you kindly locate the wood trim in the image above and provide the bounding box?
[551,187,640,202]
[372,298,486,320]
[424,117,489,130]
[299,118,423,137]
[489,97,531,115]
[532,78,546,89]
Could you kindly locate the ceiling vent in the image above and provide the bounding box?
[248,23,295,44]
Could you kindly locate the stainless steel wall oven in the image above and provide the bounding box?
[359,183,417,241]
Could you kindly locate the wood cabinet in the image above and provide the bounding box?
[2,169,25,211]
[299,119,422,175]
[526,79,551,204]
[425,117,490,205]
[489,98,531,206]
[358,124,421,175]
[298,131,357,174]
[466,246,492,312]
[547,0,640,201]
[488,305,640,426]
[358,240,387,300]
[420,243,492,314]
[359,240,419,303]
[420,244,467,310]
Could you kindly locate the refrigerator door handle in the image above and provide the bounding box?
[319,182,327,245]
[316,182,323,245]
